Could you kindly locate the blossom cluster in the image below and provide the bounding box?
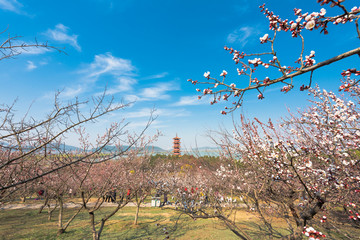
[219,84,360,236]
[302,226,326,239]
[303,51,316,67]
[259,33,270,43]
[260,2,358,37]
[346,202,360,221]
[341,68,360,77]
[224,46,245,64]
[281,85,293,93]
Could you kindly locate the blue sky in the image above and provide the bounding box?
[0,0,359,150]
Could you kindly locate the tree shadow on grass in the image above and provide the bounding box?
[237,220,292,239]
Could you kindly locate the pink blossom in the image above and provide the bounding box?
[290,22,297,30]
[204,71,210,79]
[305,15,312,21]
[237,68,245,75]
[351,6,359,12]
[220,70,228,77]
[305,20,315,30]
[260,33,269,43]
[335,18,342,24]
[320,8,326,16]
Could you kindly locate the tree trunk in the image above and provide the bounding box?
[134,203,140,225]
[57,228,65,235]
[48,207,53,221]
[90,212,101,240]
[253,191,273,235]
[60,206,83,234]
[38,196,49,214]
[47,200,58,221]
[93,232,99,240]
[57,196,64,235]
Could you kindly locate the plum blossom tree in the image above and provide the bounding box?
[36,163,84,234]
[206,84,360,239]
[162,155,256,239]
[76,132,160,240]
[0,27,157,203]
[169,84,359,239]
[0,93,155,202]
[188,0,360,113]
[0,25,167,240]
[184,2,360,238]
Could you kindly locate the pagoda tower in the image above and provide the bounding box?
[173,135,181,156]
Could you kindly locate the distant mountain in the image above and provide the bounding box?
[91,145,166,153]
[148,146,167,152]
[9,143,167,153]
[58,144,81,152]
[193,146,220,151]
[181,147,221,157]
[0,143,82,152]
[3,142,220,156]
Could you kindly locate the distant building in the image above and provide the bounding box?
[173,135,181,156]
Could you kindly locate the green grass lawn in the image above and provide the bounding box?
[0,206,253,240]
[1,205,357,239]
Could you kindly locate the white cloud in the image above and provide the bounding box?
[119,81,180,103]
[41,53,137,100]
[123,94,140,102]
[125,108,157,118]
[42,86,85,101]
[141,87,169,100]
[127,119,166,130]
[125,107,189,119]
[227,26,259,47]
[142,72,168,80]
[84,53,138,94]
[45,24,81,51]
[26,60,37,70]
[140,82,179,100]
[39,60,48,66]
[174,95,208,106]
[0,0,22,13]
[87,52,135,78]
[62,86,84,98]
[106,77,138,94]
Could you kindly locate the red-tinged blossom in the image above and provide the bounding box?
[220,70,228,77]
[300,85,310,91]
[263,77,270,84]
[281,85,293,93]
